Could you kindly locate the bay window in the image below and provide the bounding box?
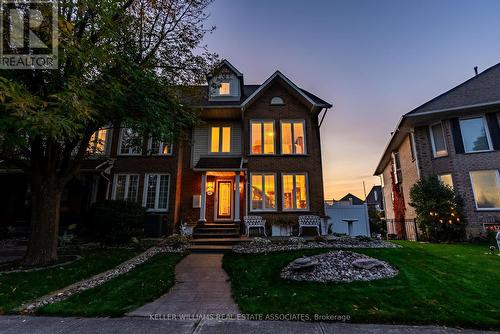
[113,174,139,201]
[430,122,447,157]
[251,120,275,154]
[469,170,500,210]
[281,120,306,154]
[250,173,276,211]
[210,126,231,153]
[119,128,142,155]
[459,117,492,153]
[143,174,170,211]
[282,173,308,210]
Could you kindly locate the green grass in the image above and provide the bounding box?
[223,242,500,329]
[0,248,137,313]
[38,253,184,317]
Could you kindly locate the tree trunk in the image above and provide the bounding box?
[22,176,63,266]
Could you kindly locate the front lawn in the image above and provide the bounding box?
[223,242,500,329]
[0,248,138,313]
[38,253,184,317]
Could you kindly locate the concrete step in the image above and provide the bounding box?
[188,245,233,253]
[194,227,240,234]
[191,238,243,245]
[193,233,240,239]
[195,223,239,229]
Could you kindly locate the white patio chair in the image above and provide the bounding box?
[298,215,321,236]
[244,215,267,237]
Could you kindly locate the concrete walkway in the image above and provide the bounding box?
[0,316,495,334]
[128,253,239,316]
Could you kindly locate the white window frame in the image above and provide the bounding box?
[209,125,232,154]
[250,120,276,155]
[280,120,307,155]
[88,128,112,155]
[249,173,277,212]
[429,121,448,158]
[111,174,139,201]
[147,137,173,156]
[437,173,454,189]
[469,169,500,211]
[142,173,170,212]
[459,116,493,153]
[281,172,309,211]
[118,128,142,156]
[219,82,231,95]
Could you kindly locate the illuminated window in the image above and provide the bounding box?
[210,126,231,153]
[251,173,276,211]
[429,122,447,157]
[251,120,275,154]
[270,96,284,105]
[119,128,142,155]
[148,137,172,155]
[438,173,454,189]
[88,128,108,154]
[113,174,139,201]
[470,170,500,209]
[282,173,308,210]
[459,117,492,153]
[281,120,306,154]
[219,82,230,95]
[143,174,170,211]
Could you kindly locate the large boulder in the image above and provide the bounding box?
[352,258,384,270]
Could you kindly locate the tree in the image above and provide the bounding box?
[0,0,217,266]
[409,175,466,242]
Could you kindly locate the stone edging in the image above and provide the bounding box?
[0,255,82,275]
[19,246,186,313]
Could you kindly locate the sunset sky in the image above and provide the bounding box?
[203,0,500,200]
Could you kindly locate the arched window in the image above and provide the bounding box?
[270,96,284,105]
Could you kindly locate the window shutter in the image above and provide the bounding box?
[450,118,465,154]
[485,112,500,150]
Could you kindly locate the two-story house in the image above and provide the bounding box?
[0,60,332,239]
[374,63,500,239]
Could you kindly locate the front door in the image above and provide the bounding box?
[216,180,232,221]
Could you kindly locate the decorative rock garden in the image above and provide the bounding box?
[281,250,398,283]
[232,236,399,254]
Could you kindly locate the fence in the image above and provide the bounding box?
[386,219,419,241]
[325,203,370,237]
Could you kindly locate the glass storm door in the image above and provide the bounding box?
[217,181,232,220]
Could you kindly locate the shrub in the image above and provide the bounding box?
[409,175,467,242]
[250,237,271,245]
[87,200,146,245]
[160,234,191,248]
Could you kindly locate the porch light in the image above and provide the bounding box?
[206,181,215,195]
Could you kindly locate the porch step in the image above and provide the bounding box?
[192,223,241,239]
[191,238,242,246]
[188,245,233,253]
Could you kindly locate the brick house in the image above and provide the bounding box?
[0,60,332,238]
[374,63,500,239]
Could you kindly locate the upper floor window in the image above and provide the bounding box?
[469,170,500,209]
[270,96,284,105]
[459,117,492,153]
[438,173,454,189]
[88,128,108,155]
[392,151,402,184]
[119,128,142,155]
[219,82,230,95]
[113,174,139,201]
[210,126,231,153]
[148,137,172,155]
[251,120,275,154]
[430,122,447,157]
[281,120,306,154]
[250,173,276,211]
[282,173,308,210]
[143,174,170,211]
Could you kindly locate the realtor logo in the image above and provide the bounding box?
[0,0,58,69]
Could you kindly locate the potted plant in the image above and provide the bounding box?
[271,218,294,237]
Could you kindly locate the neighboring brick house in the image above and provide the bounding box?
[0,60,332,238]
[375,63,500,239]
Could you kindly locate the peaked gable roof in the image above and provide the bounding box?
[337,193,364,205]
[207,59,243,78]
[241,71,332,110]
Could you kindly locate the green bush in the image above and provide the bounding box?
[87,200,146,245]
[410,175,466,242]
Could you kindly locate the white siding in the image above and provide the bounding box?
[208,73,240,101]
[191,123,242,167]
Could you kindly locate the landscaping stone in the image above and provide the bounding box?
[281,250,398,283]
[289,256,318,271]
[233,237,399,254]
[19,245,187,313]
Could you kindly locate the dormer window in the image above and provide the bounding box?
[219,82,230,95]
[270,96,284,105]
